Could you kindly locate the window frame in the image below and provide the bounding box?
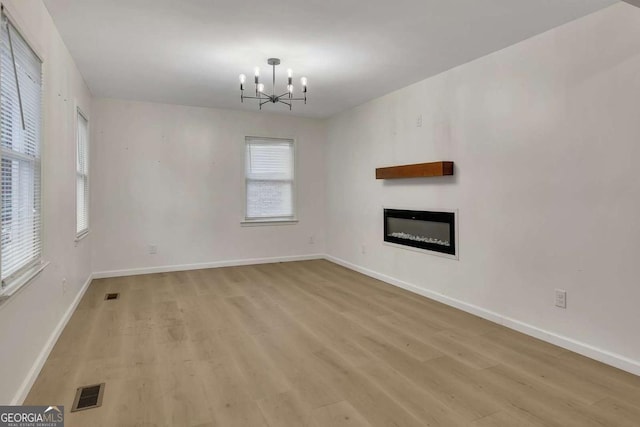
[0,8,47,300]
[75,107,89,240]
[242,136,298,225]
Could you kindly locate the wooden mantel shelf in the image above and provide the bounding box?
[376,161,454,179]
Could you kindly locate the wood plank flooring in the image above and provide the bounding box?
[25,260,640,426]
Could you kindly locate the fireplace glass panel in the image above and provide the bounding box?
[386,217,451,247]
[384,209,456,255]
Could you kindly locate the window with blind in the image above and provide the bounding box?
[245,137,296,222]
[76,110,89,237]
[0,15,43,290]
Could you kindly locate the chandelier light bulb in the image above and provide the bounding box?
[239,74,246,84]
[287,68,293,78]
[288,84,294,93]
[257,83,265,93]
[300,77,308,87]
[254,67,260,77]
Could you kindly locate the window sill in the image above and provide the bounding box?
[241,218,299,227]
[75,230,90,243]
[0,261,50,307]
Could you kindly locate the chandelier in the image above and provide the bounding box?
[239,58,307,110]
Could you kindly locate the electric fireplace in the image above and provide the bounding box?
[384,209,456,256]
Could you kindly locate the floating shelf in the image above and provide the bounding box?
[376,161,454,179]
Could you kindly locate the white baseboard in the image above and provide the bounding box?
[324,254,640,377]
[12,273,94,405]
[92,254,325,279]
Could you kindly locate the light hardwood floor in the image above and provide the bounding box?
[25,260,640,426]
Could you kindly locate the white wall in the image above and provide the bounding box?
[91,99,326,275]
[0,0,93,404]
[325,3,640,373]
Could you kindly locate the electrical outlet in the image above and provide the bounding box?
[416,114,423,127]
[62,278,67,295]
[555,289,567,309]
[148,245,158,255]
[308,235,315,245]
[361,244,366,255]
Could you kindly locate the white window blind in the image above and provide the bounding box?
[76,110,89,236]
[0,16,42,287]
[245,138,295,221]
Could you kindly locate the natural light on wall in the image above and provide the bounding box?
[245,137,295,222]
[0,14,43,294]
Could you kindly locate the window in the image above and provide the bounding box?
[76,110,89,237]
[0,15,43,291]
[245,137,295,222]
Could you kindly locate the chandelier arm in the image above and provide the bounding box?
[260,99,271,107]
[278,100,292,107]
[244,94,272,99]
[244,96,307,101]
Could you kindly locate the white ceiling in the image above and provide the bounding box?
[44,0,616,118]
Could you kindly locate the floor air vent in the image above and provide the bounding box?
[104,293,119,300]
[71,383,105,412]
